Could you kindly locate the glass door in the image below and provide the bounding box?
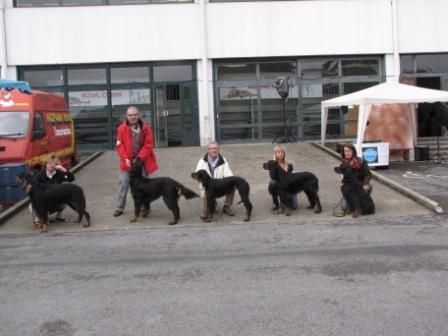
[180,81,199,146]
[154,85,168,148]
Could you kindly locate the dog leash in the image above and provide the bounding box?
[332,197,346,217]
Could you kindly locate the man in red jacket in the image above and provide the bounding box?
[113,106,158,217]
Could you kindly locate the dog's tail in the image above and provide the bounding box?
[178,185,200,199]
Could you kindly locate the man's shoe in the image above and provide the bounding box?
[113,209,124,217]
[223,205,235,216]
[271,204,279,211]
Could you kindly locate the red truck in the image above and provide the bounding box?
[0,80,77,206]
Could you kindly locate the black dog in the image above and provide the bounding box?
[129,160,199,225]
[191,169,253,222]
[263,160,322,215]
[334,163,375,217]
[17,172,91,233]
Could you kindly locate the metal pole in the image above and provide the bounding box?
[391,0,400,82]
[0,0,7,79]
[199,0,211,143]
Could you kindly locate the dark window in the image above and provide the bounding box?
[416,54,448,74]
[33,113,46,134]
[21,69,64,88]
[341,59,379,76]
[166,84,180,101]
[111,67,150,84]
[301,60,338,79]
[15,0,191,6]
[217,63,256,81]
[400,55,414,74]
[15,0,59,6]
[63,0,105,6]
[259,62,297,81]
[67,68,106,85]
[153,65,193,82]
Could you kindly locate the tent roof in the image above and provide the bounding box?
[322,82,448,108]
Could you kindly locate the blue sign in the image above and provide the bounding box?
[362,147,378,163]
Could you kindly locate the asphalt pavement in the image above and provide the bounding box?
[0,142,437,235]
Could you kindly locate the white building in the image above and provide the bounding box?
[1,0,447,150]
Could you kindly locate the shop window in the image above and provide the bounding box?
[67,68,106,85]
[400,55,414,74]
[217,63,256,81]
[15,0,59,6]
[416,54,448,74]
[300,60,338,79]
[260,62,297,81]
[166,84,180,101]
[63,0,105,5]
[341,59,379,76]
[343,82,377,94]
[15,0,194,6]
[111,67,150,84]
[153,65,193,82]
[21,69,64,88]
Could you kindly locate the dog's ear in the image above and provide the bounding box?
[262,162,269,170]
[191,172,198,179]
[262,160,276,171]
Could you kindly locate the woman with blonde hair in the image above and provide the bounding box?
[268,145,297,211]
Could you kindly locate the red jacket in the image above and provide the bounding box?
[116,119,158,174]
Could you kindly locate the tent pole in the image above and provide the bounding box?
[391,0,400,82]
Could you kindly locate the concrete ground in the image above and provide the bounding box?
[0,143,433,235]
[379,160,448,210]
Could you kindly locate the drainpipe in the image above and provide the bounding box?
[391,0,400,82]
[199,0,211,144]
[0,0,7,79]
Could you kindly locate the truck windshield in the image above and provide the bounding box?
[0,111,29,138]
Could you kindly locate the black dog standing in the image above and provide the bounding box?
[191,169,252,222]
[129,159,199,225]
[17,172,91,233]
[263,160,322,215]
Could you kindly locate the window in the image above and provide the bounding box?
[111,67,150,84]
[215,57,382,142]
[153,65,193,82]
[260,62,297,81]
[67,68,106,85]
[341,59,379,76]
[301,60,338,79]
[217,63,256,81]
[416,54,448,74]
[15,0,191,6]
[400,55,414,74]
[0,111,29,137]
[21,69,64,88]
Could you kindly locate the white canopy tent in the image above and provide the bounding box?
[321,82,448,148]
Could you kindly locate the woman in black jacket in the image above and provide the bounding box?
[268,145,297,211]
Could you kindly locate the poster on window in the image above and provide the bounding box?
[220,85,299,100]
[69,89,150,106]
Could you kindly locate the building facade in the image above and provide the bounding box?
[1,0,447,150]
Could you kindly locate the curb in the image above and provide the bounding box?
[311,142,444,214]
[0,151,104,225]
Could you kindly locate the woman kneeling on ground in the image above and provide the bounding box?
[268,145,297,211]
